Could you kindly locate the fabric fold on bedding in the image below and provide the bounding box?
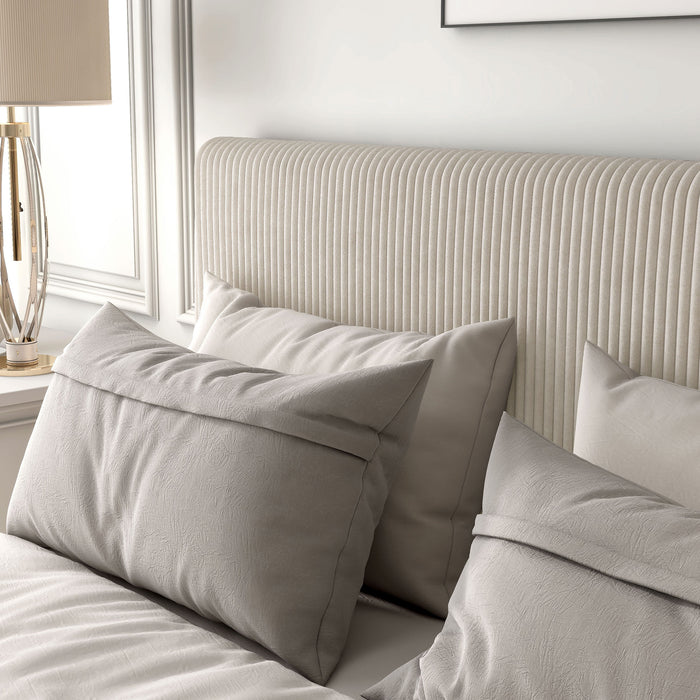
[478,413,700,606]
[53,303,430,461]
[473,513,700,608]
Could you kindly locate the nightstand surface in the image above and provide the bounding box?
[0,328,73,409]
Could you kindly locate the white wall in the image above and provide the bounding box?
[193,1,700,161]
[43,1,700,344]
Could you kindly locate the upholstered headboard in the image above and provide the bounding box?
[195,137,700,450]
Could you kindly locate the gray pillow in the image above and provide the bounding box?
[192,273,516,617]
[574,341,700,509]
[364,414,700,699]
[7,303,431,684]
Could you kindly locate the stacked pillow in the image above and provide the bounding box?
[7,303,431,684]
[191,273,517,616]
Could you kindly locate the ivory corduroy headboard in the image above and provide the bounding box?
[195,137,700,450]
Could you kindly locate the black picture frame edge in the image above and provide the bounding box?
[440,0,700,28]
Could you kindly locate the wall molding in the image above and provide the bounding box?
[33,0,159,319]
[45,265,150,314]
[176,0,196,324]
[128,0,159,318]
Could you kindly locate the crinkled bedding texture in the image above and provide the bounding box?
[364,414,700,700]
[6,303,431,684]
[0,534,349,699]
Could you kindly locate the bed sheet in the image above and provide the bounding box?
[328,593,441,696]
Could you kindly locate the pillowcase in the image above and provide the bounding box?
[7,303,431,684]
[364,414,700,699]
[574,341,700,509]
[192,273,516,617]
[190,272,261,351]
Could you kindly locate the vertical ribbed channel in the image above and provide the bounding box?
[195,138,700,450]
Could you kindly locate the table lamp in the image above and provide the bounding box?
[0,0,111,370]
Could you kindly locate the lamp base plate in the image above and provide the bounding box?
[0,354,56,377]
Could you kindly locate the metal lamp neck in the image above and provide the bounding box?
[1,106,30,137]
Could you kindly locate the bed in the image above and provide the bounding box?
[1,137,699,699]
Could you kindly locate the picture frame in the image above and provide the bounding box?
[441,0,700,27]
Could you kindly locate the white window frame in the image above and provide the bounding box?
[32,0,159,318]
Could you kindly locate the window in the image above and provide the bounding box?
[34,0,157,316]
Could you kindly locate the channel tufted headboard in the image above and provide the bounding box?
[195,137,700,450]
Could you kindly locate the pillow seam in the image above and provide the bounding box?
[377,361,434,435]
[54,372,379,460]
[442,318,515,601]
[313,458,371,682]
[475,512,700,605]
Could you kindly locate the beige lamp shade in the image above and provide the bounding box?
[0,0,111,105]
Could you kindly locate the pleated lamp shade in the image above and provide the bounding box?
[0,0,111,106]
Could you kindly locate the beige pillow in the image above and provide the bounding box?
[190,272,261,351]
[8,303,431,684]
[574,341,700,509]
[194,273,516,616]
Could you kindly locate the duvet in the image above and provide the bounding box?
[0,534,347,699]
